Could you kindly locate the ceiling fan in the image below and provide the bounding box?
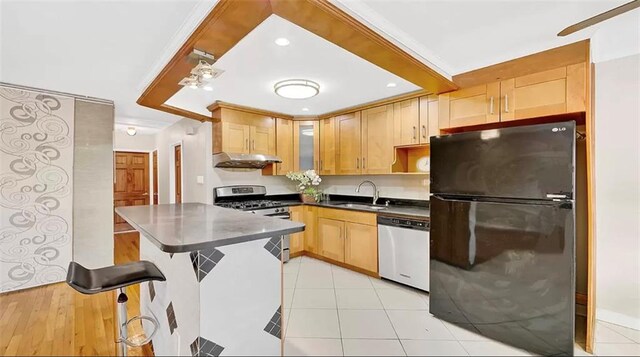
[558,0,639,36]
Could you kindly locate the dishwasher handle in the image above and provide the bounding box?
[377,216,429,231]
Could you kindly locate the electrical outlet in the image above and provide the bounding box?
[196,176,204,184]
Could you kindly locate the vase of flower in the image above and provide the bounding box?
[286,170,322,203]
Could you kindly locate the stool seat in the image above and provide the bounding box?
[66,261,166,295]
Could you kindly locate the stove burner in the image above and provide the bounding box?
[216,200,284,210]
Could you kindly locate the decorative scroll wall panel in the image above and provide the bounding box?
[0,86,74,292]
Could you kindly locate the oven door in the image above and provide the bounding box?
[264,212,291,262]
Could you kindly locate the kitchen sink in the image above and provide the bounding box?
[335,203,387,210]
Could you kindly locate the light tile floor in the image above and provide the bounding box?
[283,256,640,356]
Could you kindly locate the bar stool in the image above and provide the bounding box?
[66,261,166,356]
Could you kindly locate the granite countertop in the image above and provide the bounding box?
[115,203,305,253]
[271,194,430,219]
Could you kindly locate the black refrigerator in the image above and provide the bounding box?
[429,121,576,356]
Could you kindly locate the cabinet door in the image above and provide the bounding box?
[318,218,345,262]
[393,98,419,146]
[319,117,336,175]
[276,118,294,175]
[250,125,275,155]
[289,206,305,254]
[293,121,320,172]
[222,122,250,153]
[303,206,318,254]
[336,112,362,175]
[500,64,585,121]
[362,105,393,174]
[438,82,500,129]
[419,95,439,144]
[344,222,378,273]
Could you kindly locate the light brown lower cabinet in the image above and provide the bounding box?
[302,205,318,254]
[289,206,305,255]
[318,218,345,262]
[344,222,378,273]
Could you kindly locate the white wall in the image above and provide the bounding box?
[592,9,640,330]
[113,130,156,152]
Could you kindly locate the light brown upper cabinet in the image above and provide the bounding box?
[361,104,394,174]
[438,82,500,129]
[336,112,362,175]
[293,120,320,172]
[500,63,586,121]
[319,117,336,175]
[276,118,293,175]
[393,98,420,146]
[221,122,251,154]
[212,107,275,155]
[419,95,439,144]
[439,63,586,130]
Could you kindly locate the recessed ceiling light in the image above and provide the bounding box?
[126,127,137,136]
[302,107,309,112]
[386,82,397,88]
[275,38,290,46]
[203,85,213,91]
[274,79,320,99]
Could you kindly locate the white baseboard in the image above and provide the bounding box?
[597,308,640,330]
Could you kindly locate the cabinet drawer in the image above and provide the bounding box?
[318,207,377,226]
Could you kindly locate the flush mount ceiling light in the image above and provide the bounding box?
[275,37,290,46]
[386,82,397,88]
[274,79,320,99]
[126,127,137,136]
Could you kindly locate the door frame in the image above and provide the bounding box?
[169,141,184,204]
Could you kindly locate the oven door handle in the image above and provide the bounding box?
[267,213,291,219]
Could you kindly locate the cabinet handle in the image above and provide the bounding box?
[320,160,323,171]
[413,126,417,140]
[489,96,494,114]
[362,157,366,169]
[504,94,509,113]
[356,158,360,169]
[422,125,426,139]
[245,139,249,150]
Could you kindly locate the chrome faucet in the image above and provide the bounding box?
[356,180,380,205]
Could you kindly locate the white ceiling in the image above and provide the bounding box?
[333,0,629,75]
[0,0,217,132]
[166,15,421,117]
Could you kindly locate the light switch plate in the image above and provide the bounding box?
[196,176,204,184]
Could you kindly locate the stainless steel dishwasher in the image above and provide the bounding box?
[378,216,430,292]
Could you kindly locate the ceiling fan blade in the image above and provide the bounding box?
[558,0,640,36]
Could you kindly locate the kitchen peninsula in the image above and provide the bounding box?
[115,203,305,356]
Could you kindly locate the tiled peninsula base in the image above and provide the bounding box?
[139,234,282,356]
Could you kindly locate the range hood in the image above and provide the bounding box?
[213,152,282,169]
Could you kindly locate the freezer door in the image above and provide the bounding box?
[431,121,575,200]
[429,196,575,356]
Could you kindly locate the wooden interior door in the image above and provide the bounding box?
[393,98,419,146]
[222,122,250,153]
[114,152,150,233]
[318,218,345,263]
[344,222,378,273]
[152,150,158,204]
[362,104,393,174]
[336,112,362,175]
[275,118,294,175]
[250,125,275,155]
[319,117,336,175]
[439,82,500,129]
[175,145,182,204]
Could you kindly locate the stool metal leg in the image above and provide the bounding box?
[116,287,128,357]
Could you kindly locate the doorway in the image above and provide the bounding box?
[114,151,150,233]
[174,145,182,203]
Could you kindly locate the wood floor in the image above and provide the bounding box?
[0,232,153,356]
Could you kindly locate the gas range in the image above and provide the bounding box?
[213,185,292,216]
